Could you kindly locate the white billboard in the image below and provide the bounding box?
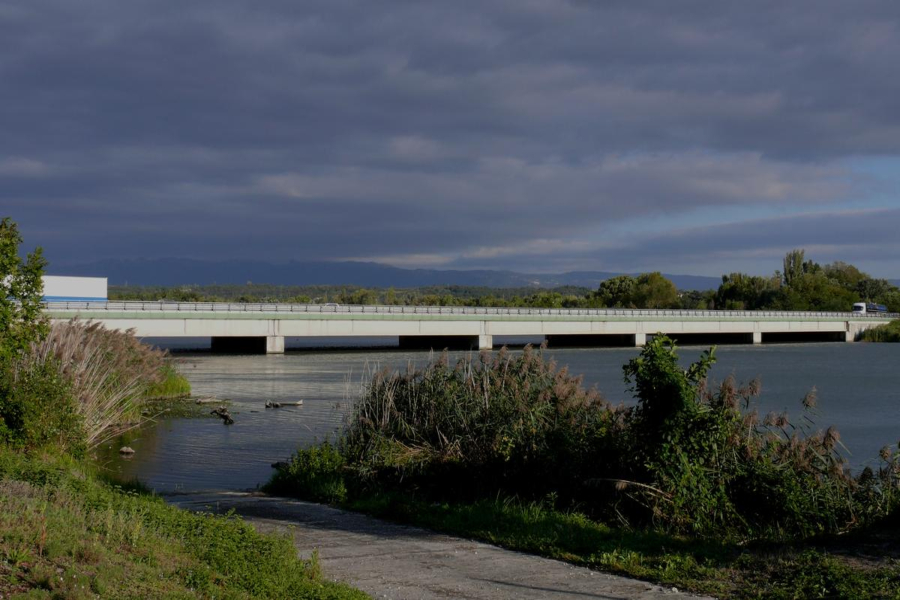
[42,276,108,301]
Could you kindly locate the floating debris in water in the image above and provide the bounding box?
[119,446,135,455]
[265,400,282,409]
[210,406,235,425]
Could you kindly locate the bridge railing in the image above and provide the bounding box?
[41,301,898,319]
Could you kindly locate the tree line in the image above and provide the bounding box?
[110,250,900,312]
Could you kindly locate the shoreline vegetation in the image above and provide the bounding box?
[858,320,900,343]
[267,339,900,598]
[0,217,366,599]
[111,249,900,314]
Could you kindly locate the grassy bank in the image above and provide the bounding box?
[267,338,900,598]
[0,449,366,599]
[859,320,900,342]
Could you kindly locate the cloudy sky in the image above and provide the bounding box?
[3,0,900,277]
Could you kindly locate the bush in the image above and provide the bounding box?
[0,356,84,455]
[608,337,890,538]
[265,441,349,503]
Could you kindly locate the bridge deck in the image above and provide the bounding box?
[43,301,896,321]
[43,302,896,353]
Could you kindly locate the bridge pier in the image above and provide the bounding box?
[267,335,285,354]
[399,334,492,351]
[752,331,762,345]
[211,336,285,354]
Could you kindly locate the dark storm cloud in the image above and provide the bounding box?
[2,0,899,274]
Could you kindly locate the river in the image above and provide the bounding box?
[102,340,900,492]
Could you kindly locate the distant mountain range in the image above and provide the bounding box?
[51,258,726,291]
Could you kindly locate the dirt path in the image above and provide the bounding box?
[168,492,714,600]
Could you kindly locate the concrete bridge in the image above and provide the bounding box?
[43,301,895,354]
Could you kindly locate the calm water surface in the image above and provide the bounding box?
[104,342,900,492]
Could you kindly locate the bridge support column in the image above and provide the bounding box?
[634,333,647,347]
[752,331,762,345]
[478,334,493,350]
[266,336,285,354]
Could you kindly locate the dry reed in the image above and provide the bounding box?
[14,319,168,448]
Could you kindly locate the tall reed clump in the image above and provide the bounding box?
[342,345,612,497]
[858,320,900,342]
[8,320,181,450]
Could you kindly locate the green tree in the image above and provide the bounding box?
[856,278,895,303]
[0,218,48,363]
[777,271,858,311]
[782,249,806,286]
[595,275,637,307]
[631,272,679,309]
[883,290,900,313]
[715,273,781,310]
[342,288,378,305]
[823,261,867,291]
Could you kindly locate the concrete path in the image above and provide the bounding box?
[168,492,714,600]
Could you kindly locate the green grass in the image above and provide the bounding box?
[344,492,900,599]
[0,448,367,599]
[144,364,192,400]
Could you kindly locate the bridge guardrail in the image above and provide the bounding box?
[41,301,898,320]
